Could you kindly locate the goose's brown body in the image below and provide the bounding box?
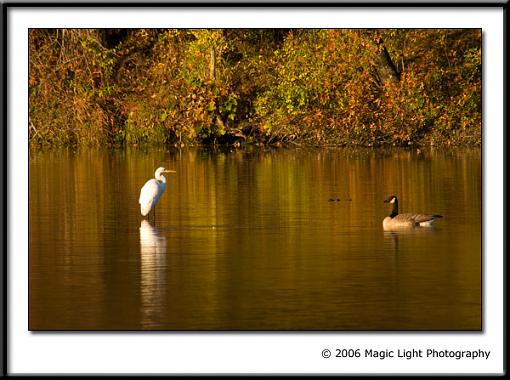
[383,195,442,230]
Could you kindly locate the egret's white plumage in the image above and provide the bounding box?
[139,167,176,217]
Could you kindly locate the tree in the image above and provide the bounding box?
[361,29,400,85]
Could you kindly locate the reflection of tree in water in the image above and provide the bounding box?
[139,220,167,329]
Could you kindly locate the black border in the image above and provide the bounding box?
[1,2,4,377]
[3,1,507,376]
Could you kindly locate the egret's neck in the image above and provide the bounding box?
[157,174,166,183]
[390,199,398,218]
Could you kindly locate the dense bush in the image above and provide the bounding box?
[29,28,481,147]
[255,29,481,146]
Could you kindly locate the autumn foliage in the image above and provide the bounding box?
[29,28,481,147]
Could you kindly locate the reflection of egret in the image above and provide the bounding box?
[139,220,167,328]
[383,195,442,231]
[139,167,176,221]
[139,220,167,253]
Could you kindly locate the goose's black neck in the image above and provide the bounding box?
[390,199,399,218]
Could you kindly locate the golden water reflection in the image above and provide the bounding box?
[29,147,481,330]
[139,220,167,329]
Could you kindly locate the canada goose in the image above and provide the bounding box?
[383,195,442,230]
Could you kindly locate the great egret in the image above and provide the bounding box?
[139,167,176,220]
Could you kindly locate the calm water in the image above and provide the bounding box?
[29,147,481,331]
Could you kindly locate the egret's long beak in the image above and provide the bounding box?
[164,170,177,174]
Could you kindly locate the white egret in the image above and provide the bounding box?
[139,167,176,220]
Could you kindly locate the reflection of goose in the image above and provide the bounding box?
[139,220,167,328]
[383,195,442,231]
[384,231,400,251]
